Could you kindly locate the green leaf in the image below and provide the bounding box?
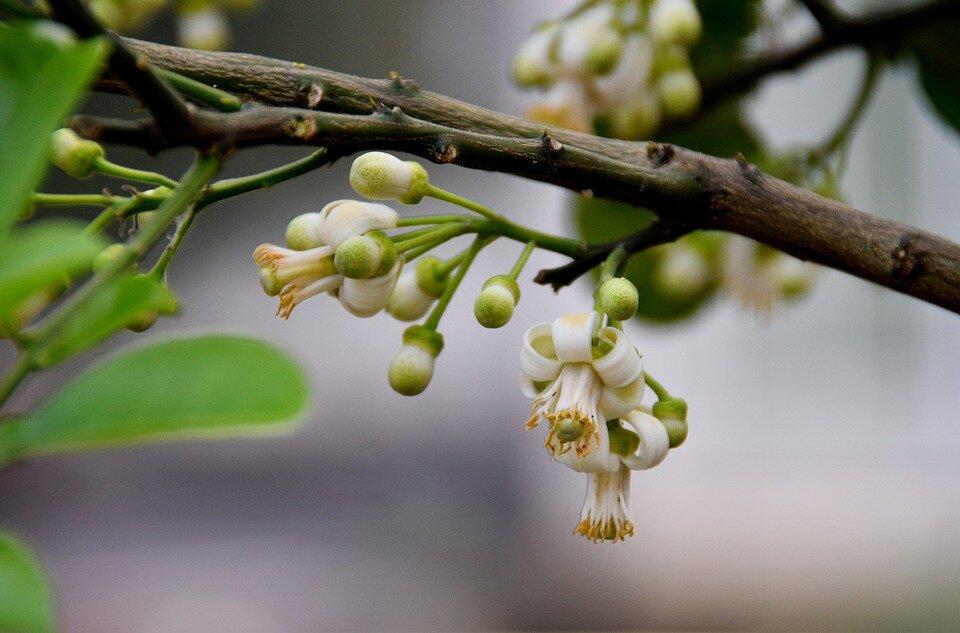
[911,20,960,135]
[32,274,178,368]
[1,336,310,461]
[575,196,721,324]
[691,0,762,79]
[0,532,54,633]
[0,22,108,233]
[0,220,106,323]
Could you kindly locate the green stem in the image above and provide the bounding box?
[600,245,628,283]
[644,371,671,401]
[92,156,178,189]
[83,202,124,234]
[509,240,537,280]
[149,204,201,280]
[812,54,881,161]
[156,68,243,112]
[30,193,117,207]
[426,185,503,222]
[436,250,467,277]
[392,226,442,243]
[395,223,469,254]
[396,214,472,226]
[423,235,487,330]
[203,149,330,205]
[0,356,30,410]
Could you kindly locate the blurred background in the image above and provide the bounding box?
[3,0,960,630]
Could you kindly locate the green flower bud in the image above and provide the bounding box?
[127,310,159,332]
[598,277,639,321]
[607,420,641,456]
[609,93,662,140]
[349,152,430,204]
[656,242,711,299]
[388,325,444,396]
[585,28,623,75]
[284,212,324,250]
[652,397,688,448]
[650,0,703,47]
[92,243,128,273]
[474,275,520,329]
[658,69,701,119]
[414,256,447,298]
[50,128,103,179]
[333,231,397,279]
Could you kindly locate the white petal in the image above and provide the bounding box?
[386,269,435,321]
[519,372,541,399]
[594,35,654,107]
[591,326,643,388]
[557,3,615,71]
[339,260,401,317]
[551,312,598,364]
[520,323,562,381]
[620,411,669,470]
[554,425,620,474]
[598,374,645,420]
[319,200,398,248]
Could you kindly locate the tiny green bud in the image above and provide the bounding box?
[609,93,662,140]
[334,231,396,279]
[135,211,159,230]
[585,28,623,75]
[178,8,229,51]
[511,23,559,87]
[92,243,128,273]
[127,310,159,332]
[350,152,430,204]
[556,416,585,443]
[50,128,103,179]
[388,325,444,396]
[284,212,324,250]
[658,69,701,119]
[598,277,639,321]
[652,397,688,448]
[474,275,520,329]
[656,242,711,299]
[414,256,447,298]
[649,0,702,46]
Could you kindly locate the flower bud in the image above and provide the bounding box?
[178,8,229,51]
[333,231,397,279]
[127,310,159,332]
[284,212,325,250]
[386,267,436,321]
[512,23,559,87]
[92,243,128,273]
[652,397,688,448]
[609,92,662,140]
[50,128,103,179]
[474,275,520,329]
[135,211,159,230]
[585,28,623,76]
[349,152,429,205]
[658,69,701,119]
[772,255,815,301]
[656,242,711,298]
[649,0,702,46]
[413,256,447,298]
[597,277,639,321]
[388,325,444,396]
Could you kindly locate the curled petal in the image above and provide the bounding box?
[620,411,669,470]
[598,374,645,420]
[339,261,402,317]
[520,323,562,381]
[591,326,643,388]
[319,199,398,248]
[551,312,598,364]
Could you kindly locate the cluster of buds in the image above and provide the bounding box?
[520,310,688,542]
[513,0,703,138]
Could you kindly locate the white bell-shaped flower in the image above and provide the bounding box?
[337,259,403,318]
[520,312,645,470]
[318,200,398,249]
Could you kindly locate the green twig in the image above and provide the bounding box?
[149,204,200,279]
[423,236,488,330]
[508,240,537,280]
[202,149,331,205]
[92,156,178,189]
[30,193,117,207]
[644,371,672,401]
[156,68,243,112]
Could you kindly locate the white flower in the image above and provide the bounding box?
[520,312,644,470]
[525,80,595,133]
[254,200,399,319]
[556,4,617,74]
[593,35,655,109]
[178,8,229,51]
[387,268,437,321]
[349,152,429,205]
[511,22,560,87]
[721,236,815,314]
[656,241,712,298]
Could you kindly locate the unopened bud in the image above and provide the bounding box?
[178,8,229,51]
[610,92,662,140]
[349,152,430,205]
[386,267,436,321]
[414,256,447,298]
[51,128,103,179]
[512,23,559,87]
[92,243,128,273]
[597,277,639,321]
[657,242,711,298]
[474,275,519,329]
[127,310,159,332]
[658,69,701,118]
[284,212,325,250]
[585,28,623,75]
[773,256,815,301]
[649,0,702,46]
[652,397,688,448]
[334,231,396,279]
[388,325,444,396]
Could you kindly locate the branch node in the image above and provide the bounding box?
[298,82,324,109]
[539,132,564,155]
[646,142,675,167]
[387,70,419,94]
[734,153,763,186]
[435,143,459,164]
[891,234,924,281]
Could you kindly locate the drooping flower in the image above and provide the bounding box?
[253,200,400,319]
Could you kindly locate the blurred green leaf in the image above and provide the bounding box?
[575,196,721,324]
[0,221,106,323]
[691,0,762,79]
[661,102,762,160]
[32,274,178,368]
[0,22,108,233]
[0,532,54,633]
[911,21,960,135]
[0,335,310,461]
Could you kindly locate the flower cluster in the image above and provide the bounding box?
[520,308,686,542]
[513,0,703,138]
[87,0,256,50]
